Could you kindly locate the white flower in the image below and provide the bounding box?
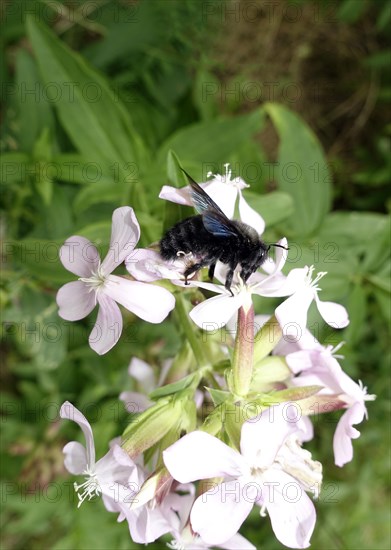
[159,163,265,234]
[57,207,175,354]
[275,265,349,337]
[60,401,139,509]
[163,405,322,549]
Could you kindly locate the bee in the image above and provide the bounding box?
[160,169,288,295]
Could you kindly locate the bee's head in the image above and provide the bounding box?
[267,242,290,258]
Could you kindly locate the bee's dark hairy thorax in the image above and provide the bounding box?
[160,215,269,291]
[160,215,230,261]
[159,170,272,294]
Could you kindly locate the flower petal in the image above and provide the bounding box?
[62,441,88,475]
[89,294,122,355]
[59,236,100,277]
[202,179,238,218]
[238,190,265,234]
[60,401,95,468]
[255,267,307,298]
[189,293,244,330]
[163,432,246,483]
[126,249,166,282]
[333,402,366,467]
[261,469,316,549]
[191,480,253,545]
[56,280,96,321]
[261,237,289,275]
[159,185,192,205]
[119,391,152,413]
[126,248,189,282]
[275,288,314,337]
[217,533,256,550]
[315,296,349,329]
[104,275,175,323]
[240,405,297,468]
[128,357,155,392]
[100,207,140,274]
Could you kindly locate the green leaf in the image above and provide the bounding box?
[9,239,69,283]
[0,152,30,185]
[244,190,294,227]
[193,69,219,121]
[157,110,264,165]
[149,372,198,400]
[344,284,367,346]
[337,0,367,23]
[264,103,331,236]
[73,182,122,214]
[15,49,55,153]
[162,150,191,232]
[205,387,230,406]
[26,17,147,179]
[33,128,53,205]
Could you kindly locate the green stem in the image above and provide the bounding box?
[232,304,255,397]
[175,293,209,368]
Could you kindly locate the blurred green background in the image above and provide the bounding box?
[1,0,390,548]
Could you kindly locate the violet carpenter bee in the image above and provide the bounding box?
[160,169,288,295]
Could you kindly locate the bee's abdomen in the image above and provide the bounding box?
[160,215,220,260]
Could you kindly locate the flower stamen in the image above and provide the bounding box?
[73,468,101,508]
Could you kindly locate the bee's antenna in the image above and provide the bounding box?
[267,243,290,251]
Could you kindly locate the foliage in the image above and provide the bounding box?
[1,1,390,549]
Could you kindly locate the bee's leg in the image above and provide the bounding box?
[240,267,252,283]
[208,263,216,281]
[184,262,207,285]
[225,269,234,297]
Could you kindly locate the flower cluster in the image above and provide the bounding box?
[57,165,374,549]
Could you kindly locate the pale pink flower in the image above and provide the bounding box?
[159,163,265,234]
[60,401,176,543]
[275,266,349,338]
[163,405,322,549]
[286,344,375,467]
[59,401,139,510]
[56,207,175,354]
[185,239,306,330]
[126,248,193,283]
[165,494,256,550]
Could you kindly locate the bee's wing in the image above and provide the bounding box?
[182,168,226,217]
[182,168,241,238]
[202,211,240,237]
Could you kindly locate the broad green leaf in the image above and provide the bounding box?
[52,154,115,185]
[73,182,122,214]
[264,103,331,236]
[244,190,294,227]
[337,0,367,23]
[317,211,389,253]
[33,128,53,205]
[157,109,264,165]
[193,69,219,121]
[26,17,147,179]
[1,152,30,185]
[10,239,69,283]
[344,284,367,346]
[15,49,55,153]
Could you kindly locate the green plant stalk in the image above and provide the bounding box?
[232,304,255,397]
[175,293,209,368]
